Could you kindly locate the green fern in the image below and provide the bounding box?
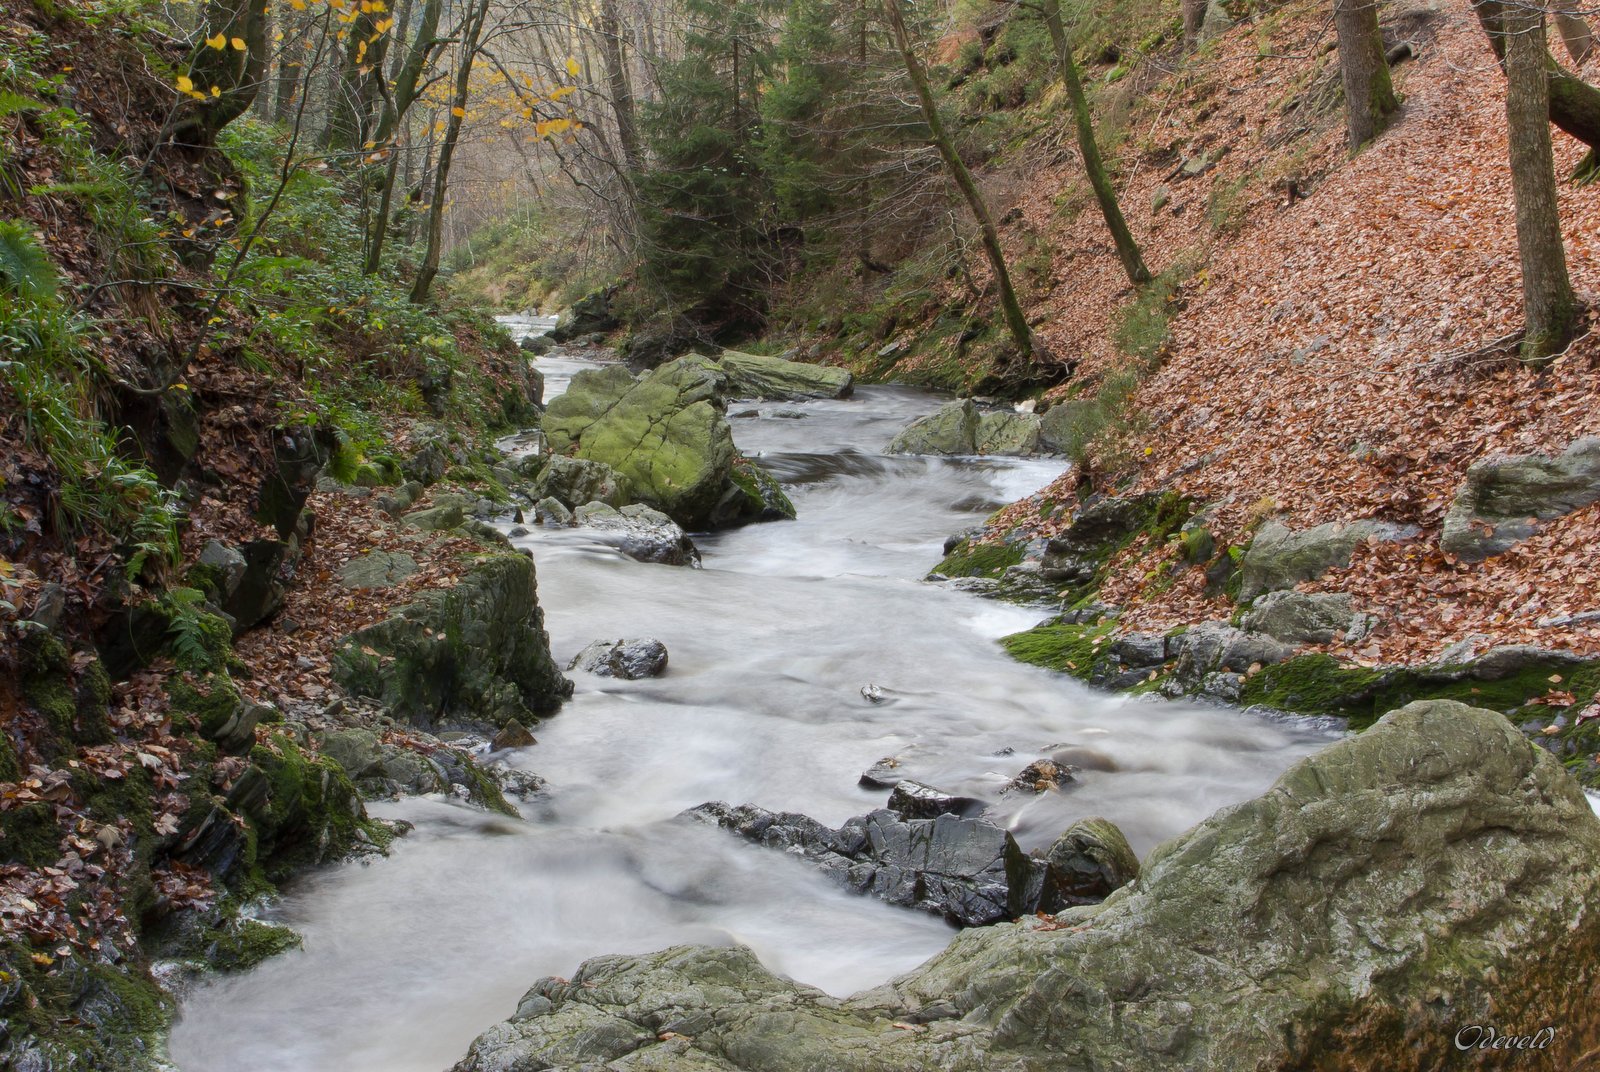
[163,587,217,671]
[0,219,58,303]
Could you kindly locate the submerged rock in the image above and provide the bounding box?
[567,637,669,679]
[455,700,1600,1072]
[1442,436,1600,562]
[686,802,1046,927]
[885,780,984,820]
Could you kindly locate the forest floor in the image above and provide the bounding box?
[952,0,1600,667]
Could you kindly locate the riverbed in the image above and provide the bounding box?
[168,324,1336,1072]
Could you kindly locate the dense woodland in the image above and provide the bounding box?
[4,0,1600,1067]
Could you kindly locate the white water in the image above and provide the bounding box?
[168,325,1337,1072]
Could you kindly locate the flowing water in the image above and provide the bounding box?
[168,320,1338,1072]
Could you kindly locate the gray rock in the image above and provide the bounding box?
[332,555,572,730]
[975,410,1043,455]
[456,700,1600,1072]
[198,540,248,598]
[1239,518,1419,601]
[1239,590,1358,645]
[567,637,669,680]
[373,481,422,517]
[534,456,627,510]
[573,502,701,567]
[859,756,910,789]
[1038,816,1139,910]
[28,583,67,630]
[491,719,537,750]
[336,551,419,590]
[887,399,1046,457]
[715,350,854,401]
[886,780,985,820]
[519,334,552,356]
[1442,437,1600,561]
[402,503,466,532]
[686,802,1046,927]
[534,497,573,526]
[320,728,383,779]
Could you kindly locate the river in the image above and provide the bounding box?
[167,319,1335,1072]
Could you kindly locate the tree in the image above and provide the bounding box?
[1333,0,1398,150]
[881,0,1043,361]
[177,0,271,146]
[1554,7,1597,64]
[1490,0,1579,361]
[411,0,492,303]
[1038,0,1150,285]
[1472,0,1600,172]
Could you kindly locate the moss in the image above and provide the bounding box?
[167,671,245,741]
[0,729,18,783]
[1000,621,1118,679]
[1239,655,1388,723]
[21,630,77,746]
[248,733,371,881]
[936,539,1026,579]
[0,942,171,1072]
[0,801,62,867]
[204,917,303,972]
[459,758,519,818]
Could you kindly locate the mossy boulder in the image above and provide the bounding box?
[331,554,572,730]
[0,942,171,1072]
[716,350,854,401]
[887,399,1047,456]
[1442,436,1600,561]
[542,357,792,530]
[245,733,372,881]
[454,700,1600,1072]
[1238,518,1419,601]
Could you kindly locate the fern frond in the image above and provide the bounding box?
[0,219,59,303]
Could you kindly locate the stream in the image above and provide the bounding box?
[167,318,1338,1072]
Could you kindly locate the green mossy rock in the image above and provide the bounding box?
[1238,518,1419,602]
[454,701,1600,1072]
[331,555,572,730]
[887,398,1046,456]
[716,350,853,401]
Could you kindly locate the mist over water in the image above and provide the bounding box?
[168,327,1336,1072]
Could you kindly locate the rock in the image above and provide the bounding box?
[523,365,544,408]
[542,357,794,530]
[1037,399,1094,455]
[491,719,537,750]
[566,637,669,679]
[886,398,979,455]
[27,583,66,630]
[1004,759,1075,794]
[534,497,573,526]
[320,728,384,779]
[859,755,909,789]
[686,803,1047,927]
[222,536,304,633]
[1239,590,1360,645]
[519,334,552,356]
[1039,492,1187,590]
[331,555,572,730]
[1038,816,1139,910]
[547,287,619,343]
[458,700,1600,1072]
[1168,621,1293,690]
[715,350,854,401]
[975,409,1042,455]
[572,502,701,566]
[1048,745,1118,772]
[1239,519,1419,601]
[336,551,419,591]
[886,780,985,820]
[534,456,627,510]
[198,540,247,599]
[402,503,466,532]
[1442,437,1600,562]
[373,481,422,517]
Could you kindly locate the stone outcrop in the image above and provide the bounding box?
[331,554,571,730]
[885,398,1047,456]
[455,701,1600,1072]
[1238,518,1419,601]
[541,358,794,530]
[1442,437,1600,561]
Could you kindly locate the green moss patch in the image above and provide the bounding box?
[936,539,1027,579]
[1000,621,1118,679]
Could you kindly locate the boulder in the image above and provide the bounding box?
[534,456,626,510]
[519,334,552,356]
[885,780,985,820]
[686,802,1047,928]
[331,555,572,730]
[1038,816,1139,910]
[455,700,1600,1072]
[1442,437,1600,562]
[1238,518,1420,601]
[533,497,573,526]
[543,357,794,530]
[566,637,669,680]
[975,410,1042,456]
[715,350,854,401]
[491,719,537,750]
[402,503,465,532]
[336,551,419,591]
[573,502,701,566]
[886,398,980,455]
[198,540,247,600]
[1238,590,1362,645]
[1041,492,1185,587]
[547,288,619,343]
[1168,621,1293,691]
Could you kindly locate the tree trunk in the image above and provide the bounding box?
[1333,0,1399,149]
[881,0,1042,361]
[1502,3,1579,361]
[1042,0,1151,285]
[178,0,270,145]
[373,0,442,147]
[1554,9,1596,64]
[323,7,391,153]
[1182,0,1206,52]
[410,0,491,304]
[1474,0,1600,157]
[597,0,642,174]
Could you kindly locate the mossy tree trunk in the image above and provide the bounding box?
[1333,0,1399,150]
[1041,0,1151,286]
[178,0,270,147]
[1501,2,1579,362]
[1474,0,1600,175]
[881,0,1044,362]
